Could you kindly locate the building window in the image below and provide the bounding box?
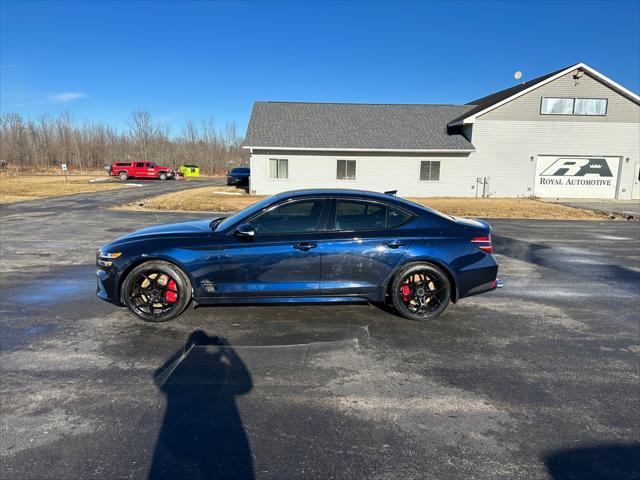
[337,160,356,180]
[420,161,440,181]
[269,158,288,179]
[574,98,607,115]
[541,97,608,116]
[541,97,575,115]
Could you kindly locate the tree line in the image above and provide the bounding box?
[0,110,247,175]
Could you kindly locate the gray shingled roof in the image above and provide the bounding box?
[245,102,476,151]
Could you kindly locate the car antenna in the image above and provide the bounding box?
[384,190,397,196]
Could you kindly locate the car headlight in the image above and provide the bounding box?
[99,251,122,259]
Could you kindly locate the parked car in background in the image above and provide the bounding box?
[226,167,250,186]
[97,188,502,322]
[107,161,175,180]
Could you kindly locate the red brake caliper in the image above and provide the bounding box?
[400,284,411,301]
[165,279,178,303]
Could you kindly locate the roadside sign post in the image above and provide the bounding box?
[61,163,68,183]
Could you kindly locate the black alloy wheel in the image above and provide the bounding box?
[391,263,451,321]
[122,260,191,322]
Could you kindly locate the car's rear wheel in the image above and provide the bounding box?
[118,171,128,181]
[391,263,451,321]
[159,172,167,180]
[122,260,191,322]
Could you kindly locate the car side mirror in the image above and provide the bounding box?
[234,223,255,239]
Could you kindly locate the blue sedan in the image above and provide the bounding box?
[96,189,502,322]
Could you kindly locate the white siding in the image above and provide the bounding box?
[250,119,640,199]
[249,153,479,197]
[468,120,640,199]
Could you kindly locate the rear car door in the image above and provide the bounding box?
[135,162,147,178]
[320,198,415,295]
[217,198,328,297]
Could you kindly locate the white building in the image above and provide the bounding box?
[244,63,640,200]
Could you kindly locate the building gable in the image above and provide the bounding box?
[480,69,640,123]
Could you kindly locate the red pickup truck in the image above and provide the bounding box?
[107,161,175,180]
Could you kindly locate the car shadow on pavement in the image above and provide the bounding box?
[149,330,254,480]
[543,443,640,480]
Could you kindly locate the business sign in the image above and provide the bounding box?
[534,155,619,198]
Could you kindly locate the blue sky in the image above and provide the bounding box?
[1,0,639,136]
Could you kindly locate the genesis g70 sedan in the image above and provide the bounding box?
[97,189,502,322]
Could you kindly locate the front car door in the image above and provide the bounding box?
[321,198,416,295]
[146,163,158,178]
[216,198,328,297]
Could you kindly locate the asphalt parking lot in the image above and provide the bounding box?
[1,184,639,480]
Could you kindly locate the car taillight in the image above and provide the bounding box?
[471,235,493,253]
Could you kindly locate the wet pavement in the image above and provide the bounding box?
[1,185,639,479]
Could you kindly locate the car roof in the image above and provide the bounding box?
[275,188,399,200]
[273,188,438,213]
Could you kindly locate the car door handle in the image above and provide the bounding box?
[293,242,317,251]
[385,240,406,249]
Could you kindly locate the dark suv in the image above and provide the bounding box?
[226,167,250,186]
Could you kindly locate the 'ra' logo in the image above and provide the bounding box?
[540,158,613,177]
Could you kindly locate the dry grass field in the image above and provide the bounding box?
[117,185,608,220]
[0,174,132,204]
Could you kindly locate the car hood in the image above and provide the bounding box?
[116,219,213,241]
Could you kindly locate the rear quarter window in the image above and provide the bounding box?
[387,207,413,228]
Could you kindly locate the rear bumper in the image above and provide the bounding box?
[464,277,503,297]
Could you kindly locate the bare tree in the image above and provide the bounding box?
[0,110,248,175]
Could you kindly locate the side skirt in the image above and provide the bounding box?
[194,295,372,306]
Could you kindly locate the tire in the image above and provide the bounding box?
[118,171,128,181]
[391,262,451,321]
[159,172,167,181]
[121,260,192,322]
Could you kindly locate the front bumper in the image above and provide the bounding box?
[96,267,122,304]
[96,269,111,301]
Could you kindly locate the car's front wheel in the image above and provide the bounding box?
[391,263,451,321]
[118,171,128,181]
[122,260,192,322]
[159,172,167,180]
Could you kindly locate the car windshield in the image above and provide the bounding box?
[231,168,249,173]
[213,196,275,231]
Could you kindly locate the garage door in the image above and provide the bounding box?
[534,155,620,199]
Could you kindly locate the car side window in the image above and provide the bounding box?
[136,162,145,168]
[387,206,412,228]
[335,200,386,231]
[251,200,324,234]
